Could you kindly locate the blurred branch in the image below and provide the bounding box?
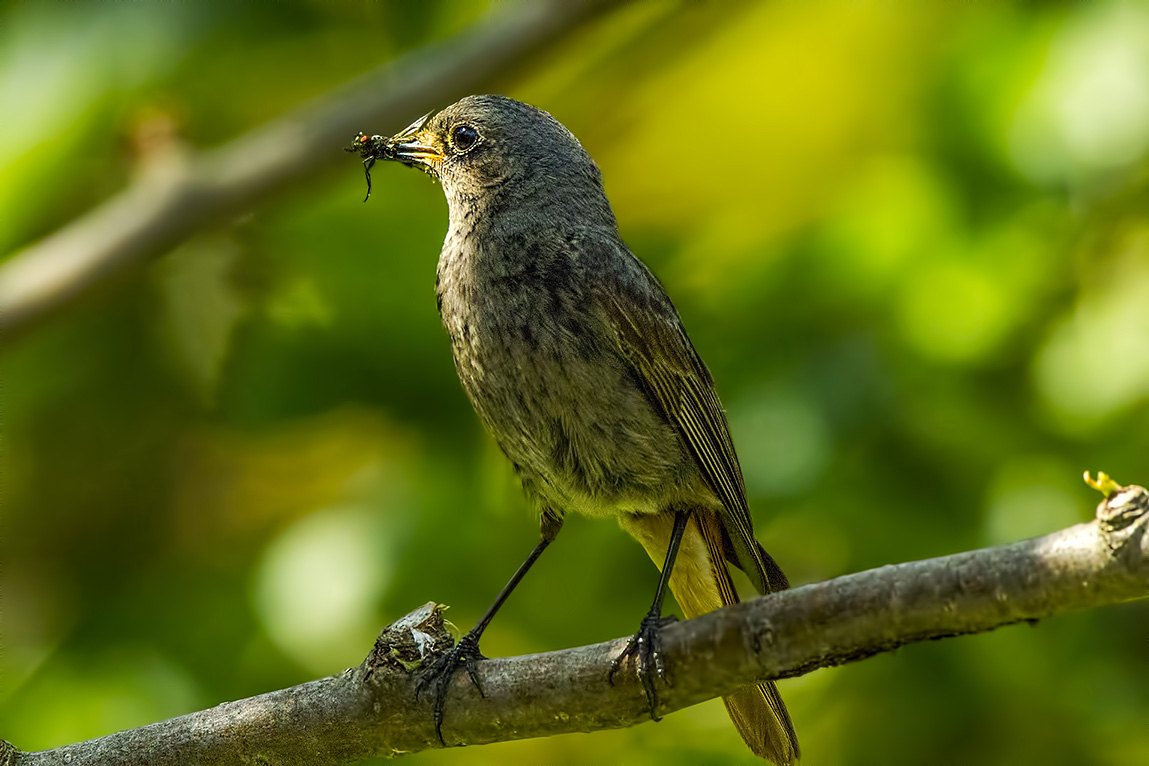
[4,480,1147,765]
[0,0,623,343]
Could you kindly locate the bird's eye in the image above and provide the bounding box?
[450,124,480,153]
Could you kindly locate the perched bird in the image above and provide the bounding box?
[362,94,798,764]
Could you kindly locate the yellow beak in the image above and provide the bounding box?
[387,112,443,167]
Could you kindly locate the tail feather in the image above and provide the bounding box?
[720,527,791,592]
[724,682,798,764]
[618,511,799,765]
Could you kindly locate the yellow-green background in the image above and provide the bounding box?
[4,1,1149,763]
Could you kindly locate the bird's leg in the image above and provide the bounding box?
[416,512,563,745]
[610,509,691,721]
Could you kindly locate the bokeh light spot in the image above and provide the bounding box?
[1034,249,1149,429]
[253,504,391,673]
[983,457,1087,546]
[729,386,832,498]
[1010,2,1149,182]
[897,259,1012,364]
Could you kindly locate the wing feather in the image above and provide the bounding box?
[595,264,783,595]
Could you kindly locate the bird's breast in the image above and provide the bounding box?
[434,240,697,516]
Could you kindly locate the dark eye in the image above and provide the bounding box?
[450,124,479,152]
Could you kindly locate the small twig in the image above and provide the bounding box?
[0,0,622,342]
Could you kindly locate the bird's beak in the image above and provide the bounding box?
[387,112,443,169]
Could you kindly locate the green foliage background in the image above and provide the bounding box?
[4,1,1149,763]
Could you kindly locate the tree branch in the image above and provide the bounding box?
[4,479,1146,765]
[0,0,624,342]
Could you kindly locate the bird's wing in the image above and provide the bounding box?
[593,255,784,595]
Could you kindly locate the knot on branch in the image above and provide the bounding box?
[365,602,457,681]
[1095,483,1149,533]
[1085,474,1149,568]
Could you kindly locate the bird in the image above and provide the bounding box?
[357,94,799,764]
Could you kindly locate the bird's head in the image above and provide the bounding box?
[383,95,607,211]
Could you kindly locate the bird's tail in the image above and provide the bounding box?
[618,511,799,765]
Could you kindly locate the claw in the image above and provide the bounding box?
[609,613,677,721]
[414,631,486,744]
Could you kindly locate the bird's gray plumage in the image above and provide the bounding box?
[433,96,711,522]
[442,236,703,514]
[383,94,798,764]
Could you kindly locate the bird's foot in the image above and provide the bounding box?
[609,612,678,721]
[414,630,486,745]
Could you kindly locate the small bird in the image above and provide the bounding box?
[360,95,798,764]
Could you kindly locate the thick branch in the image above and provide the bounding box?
[4,482,1146,765]
[0,0,623,341]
